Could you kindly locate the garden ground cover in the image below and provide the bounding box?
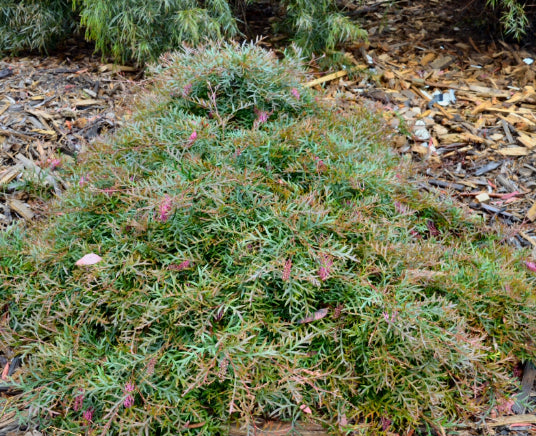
[0,42,535,435]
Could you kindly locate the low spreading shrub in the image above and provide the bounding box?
[0,42,535,435]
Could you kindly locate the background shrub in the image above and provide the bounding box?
[0,42,535,435]
[73,0,239,63]
[485,0,531,39]
[0,0,76,55]
[1,0,533,62]
[0,0,365,62]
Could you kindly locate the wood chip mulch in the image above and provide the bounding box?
[306,0,536,251]
[0,46,139,230]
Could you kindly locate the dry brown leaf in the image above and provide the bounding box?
[7,198,35,220]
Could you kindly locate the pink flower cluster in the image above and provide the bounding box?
[74,388,94,425]
[169,260,191,271]
[314,156,326,173]
[123,382,135,409]
[258,111,269,124]
[158,195,173,222]
[253,108,272,129]
[46,158,62,170]
[380,416,392,432]
[318,254,333,282]
[383,311,398,324]
[82,408,93,423]
[188,131,198,145]
[282,258,292,282]
[73,390,84,412]
[124,395,134,408]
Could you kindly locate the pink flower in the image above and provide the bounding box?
[124,382,135,393]
[291,88,300,100]
[73,390,84,412]
[315,157,326,173]
[381,416,392,432]
[124,394,134,409]
[258,112,269,123]
[383,311,398,324]
[169,260,191,271]
[47,158,62,170]
[188,131,198,146]
[79,175,88,187]
[525,261,536,272]
[282,258,292,282]
[318,267,328,281]
[82,408,93,423]
[318,254,333,282]
[158,195,173,222]
[253,108,272,128]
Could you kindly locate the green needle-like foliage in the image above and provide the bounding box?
[0,42,535,435]
[486,0,530,39]
[0,0,76,54]
[72,0,238,63]
[0,0,365,62]
[277,0,366,54]
[0,0,533,61]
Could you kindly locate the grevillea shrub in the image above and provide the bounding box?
[0,43,535,435]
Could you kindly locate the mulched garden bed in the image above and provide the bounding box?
[310,0,536,250]
[0,43,140,230]
[1,0,535,434]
